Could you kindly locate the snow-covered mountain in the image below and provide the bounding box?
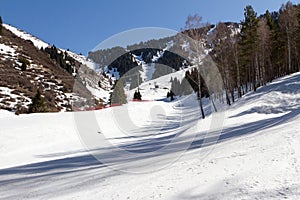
[87,22,240,90]
[0,70,299,199]
[0,24,111,113]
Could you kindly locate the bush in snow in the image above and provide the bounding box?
[28,90,47,113]
[18,56,30,71]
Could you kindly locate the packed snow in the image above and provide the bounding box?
[0,72,299,199]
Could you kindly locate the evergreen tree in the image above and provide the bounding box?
[18,56,30,71]
[28,90,47,113]
[240,5,259,92]
[110,79,127,105]
[265,10,283,79]
[180,78,194,95]
[133,89,142,100]
[170,77,180,96]
[21,62,27,71]
[0,16,2,35]
[129,74,141,90]
[167,90,175,101]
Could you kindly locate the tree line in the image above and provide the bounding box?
[182,2,300,118]
[210,2,300,103]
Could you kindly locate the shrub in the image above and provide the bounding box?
[18,56,30,71]
[28,90,47,113]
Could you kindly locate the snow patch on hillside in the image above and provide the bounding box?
[65,50,99,70]
[132,41,174,84]
[0,87,32,109]
[3,24,49,49]
[0,43,17,56]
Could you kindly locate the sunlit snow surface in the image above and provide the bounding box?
[0,72,300,199]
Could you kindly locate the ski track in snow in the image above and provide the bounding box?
[0,73,300,199]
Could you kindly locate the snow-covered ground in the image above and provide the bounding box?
[2,23,111,104]
[0,43,17,57]
[0,72,300,199]
[3,23,100,73]
[3,24,49,49]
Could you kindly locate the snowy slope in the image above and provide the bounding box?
[3,24,49,49]
[3,23,100,77]
[0,72,299,199]
[64,50,99,70]
[2,23,111,104]
[0,43,17,57]
[132,40,174,83]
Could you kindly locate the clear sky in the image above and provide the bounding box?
[1,0,299,55]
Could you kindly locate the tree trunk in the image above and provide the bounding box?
[211,97,218,112]
[198,91,205,119]
[235,45,242,98]
[198,74,205,119]
[231,89,235,103]
[286,26,292,74]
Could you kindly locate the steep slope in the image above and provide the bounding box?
[87,23,240,78]
[0,25,75,113]
[0,24,107,113]
[0,72,299,199]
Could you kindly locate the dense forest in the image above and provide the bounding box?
[173,2,300,118]
[203,2,300,107]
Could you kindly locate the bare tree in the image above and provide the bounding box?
[257,17,272,86]
[279,1,299,73]
[183,14,210,119]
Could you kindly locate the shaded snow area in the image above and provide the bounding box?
[0,72,300,199]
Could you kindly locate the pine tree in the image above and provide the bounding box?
[0,16,2,35]
[180,78,194,95]
[170,77,180,96]
[21,62,27,71]
[28,90,47,113]
[240,5,259,92]
[111,79,127,105]
[18,56,30,71]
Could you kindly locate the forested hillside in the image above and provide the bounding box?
[88,2,300,111]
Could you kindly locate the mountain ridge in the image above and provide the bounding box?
[0,23,109,114]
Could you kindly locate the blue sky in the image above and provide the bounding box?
[1,0,299,55]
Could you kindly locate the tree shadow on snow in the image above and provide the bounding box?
[0,74,299,199]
